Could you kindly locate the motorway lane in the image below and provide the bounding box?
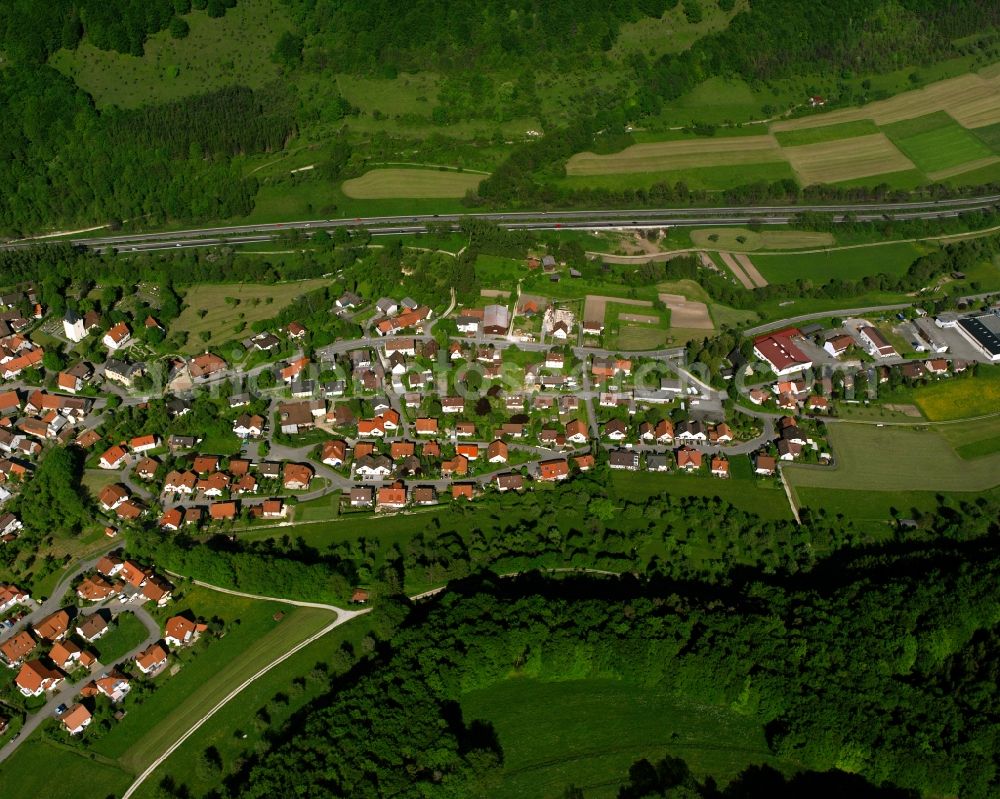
[4,195,999,252]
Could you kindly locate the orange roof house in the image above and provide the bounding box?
[283,463,314,490]
[33,609,70,641]
[0,630,36,665]
[15,659,63,696]
[209,501,238,521]
[676,447,703,471]
[135,643,168,675]
[539,459,569,481]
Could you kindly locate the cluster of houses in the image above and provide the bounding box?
[0,551,214,736]
[156,457,310,529]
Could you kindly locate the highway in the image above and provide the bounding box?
[4,194,999,253]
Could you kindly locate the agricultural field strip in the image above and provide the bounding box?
[928,155,1000,180]
[732,252,768,287]
[342,168,485,199]
[771,72,1000,131]
[566,135,785,175]
[783,133,916,184]
[718,251,755,289]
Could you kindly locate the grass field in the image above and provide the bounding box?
[606,301,671,350]
[690,228,835,251]
[773,120,880,147]
[0,739,132,799]
[172,279,327,353]
[558,162,797,191]
[883,112,998,177]
[909,369,1000,420]
[751,241,926,284]
[785,423,1000,494]
[611,471,791,521]
[341,168,485,199]
[132,615,376,799]
[49,2,291,108]
[93,612,150,663]
[462,678,789,799]
[794,485,993,524]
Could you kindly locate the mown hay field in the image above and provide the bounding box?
[783,133,916,185]
[565,135,783,175]
[342,168,485,198]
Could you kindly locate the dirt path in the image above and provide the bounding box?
[718,251,755,289]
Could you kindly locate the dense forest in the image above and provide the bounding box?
[209,525,1000,799]
[0,0,998,233]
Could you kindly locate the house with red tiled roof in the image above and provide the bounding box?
[49,640,83,671]
[76,575,118,602]
[130,434,159,453]
[98,484,129,511]
[209,501,238,521]
[573,454,595,471]
[15,659,63,696]
[377,485,407,510]
[189,352,227,379]
[260,500,286,519]
[135,643,168,675]
[281,356,309,383]
[538,459,569,481]
[676,447,703,472]
[451,483,474,501]
[415,417,439,435]
[0,630,36,666]
[711,458,729,478]
[486,440,508,464]
[283,463,313,490]
[390,441,415,460]
[120,560,149,588]
[95,672,131,702]
[192,455,219,474]
[159,507,183,531]
[33,609,70,641]
[164,615,204,647]
[456,443,480,461]
[61,703,92,735]
[102,322,131,350]
[441,455,468,477]
[163,470,197,494]
[99,445,128,470]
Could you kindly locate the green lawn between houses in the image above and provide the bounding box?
[461,678,795,799]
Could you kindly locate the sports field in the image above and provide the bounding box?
[172,279,328,353]
[461,678,790,799]
[785,423,1000,494]
[342,168,485,198]
[690,228,835,251]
